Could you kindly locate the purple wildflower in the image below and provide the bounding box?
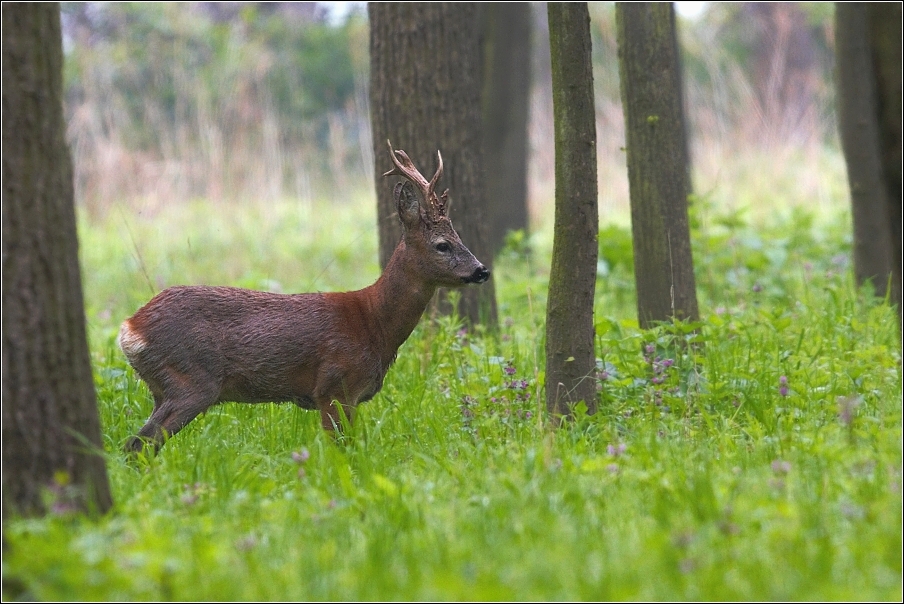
[504,365,517,376]
[778,376,789,396]
[51,500,78,516]
[771,459,791,475]
[837,395,861,427]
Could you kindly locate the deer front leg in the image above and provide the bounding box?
[314,370,369,432]
[318,398,357,432]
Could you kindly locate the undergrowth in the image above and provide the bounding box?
[2,192,901,601]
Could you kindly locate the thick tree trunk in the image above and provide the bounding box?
[482,3,532,256]
[369,2,497,325]
[2,3,113,518]
[545,3,599,418]
[835,3,895,303]
[866,2,902,325]
[616,2,699,328]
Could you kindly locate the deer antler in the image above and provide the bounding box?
[383,140,447,219]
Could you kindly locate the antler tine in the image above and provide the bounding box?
[381,139,405,178]
[428,150,443,196]
[382,140,430,192]
[383,140,448,219]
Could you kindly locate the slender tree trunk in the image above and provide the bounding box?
[482,2,532,255]
[835,3,895,303]
[867,2,902,325]
[2,3,113,518]
[369,2,497,326]
[616,2,699,328]
[545,3,599,418]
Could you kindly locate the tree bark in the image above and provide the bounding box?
[835,3,895,303]
[616,2,699,328]
[866,2,902,325]
[2,3,113,518]
[545,3,599,418]
[369,2,498,325]
[482,3,532,255]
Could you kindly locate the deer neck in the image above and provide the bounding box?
[366,240,437,360]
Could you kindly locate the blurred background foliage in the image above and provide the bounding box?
[62,1,369,212]
[61,2,841,220]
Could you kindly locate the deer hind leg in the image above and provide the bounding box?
[125,385,219,455]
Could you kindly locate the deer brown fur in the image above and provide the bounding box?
[119,142,489,454]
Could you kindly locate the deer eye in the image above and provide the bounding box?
[435,242,451,253]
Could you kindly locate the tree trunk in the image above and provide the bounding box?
[867,2,902,325]
[616,2,699,328]
[835,3,895,303]
[482,3,532,256]
[369,2,498,326]
[2,3,113,518]
[545,2,599,418]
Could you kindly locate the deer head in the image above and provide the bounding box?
[384,140,489,286]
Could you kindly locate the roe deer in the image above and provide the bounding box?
[119,141,490,454]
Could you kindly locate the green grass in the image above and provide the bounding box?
[3,188,901,601]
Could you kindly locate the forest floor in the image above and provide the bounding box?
[3,170,901,600]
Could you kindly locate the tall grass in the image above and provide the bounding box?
[3,176,901,599]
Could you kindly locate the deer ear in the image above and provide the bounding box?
[394,181,421,229]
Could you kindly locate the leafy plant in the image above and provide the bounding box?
[3,193,900,601]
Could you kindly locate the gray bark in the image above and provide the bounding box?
[866,2,902,325]
[369,2,498,325]
[2,2,113,518]
[545,2,599,417]
[616,2,699,328]
[835,3,895,301]
[482,3,532,255]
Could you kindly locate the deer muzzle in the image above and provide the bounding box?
[464,265,491,284]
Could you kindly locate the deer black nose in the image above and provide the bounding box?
[468,265,490,284]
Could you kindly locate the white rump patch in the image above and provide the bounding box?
[117,321,147,359]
